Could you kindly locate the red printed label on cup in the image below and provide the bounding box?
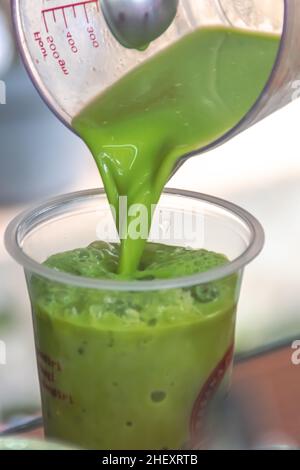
[189,343,234,449]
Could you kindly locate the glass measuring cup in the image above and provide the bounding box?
[12,0,299,163]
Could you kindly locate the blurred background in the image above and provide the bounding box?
[0,0,299,446]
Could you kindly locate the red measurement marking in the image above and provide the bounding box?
[62,8,68,27]
[41,0,99,32]
[84,4,90,23]
[42,12,49,33]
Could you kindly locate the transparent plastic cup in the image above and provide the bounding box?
[12,0,300,164]
[5,189,264,450]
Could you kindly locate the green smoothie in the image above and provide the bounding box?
[29,26,280,449]
[73,26,280,274]
[31,242,237,449]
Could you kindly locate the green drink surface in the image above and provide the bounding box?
[34,242,236,329]
[73,26,280,274]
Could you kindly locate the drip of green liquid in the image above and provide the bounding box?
[73,26,280,274]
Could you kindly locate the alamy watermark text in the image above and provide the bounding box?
[96,197,204,245]
[291,340,300,366]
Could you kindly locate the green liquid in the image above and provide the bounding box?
[73,26,279,274]
[31,27,280,449]
[32,242,237,449]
